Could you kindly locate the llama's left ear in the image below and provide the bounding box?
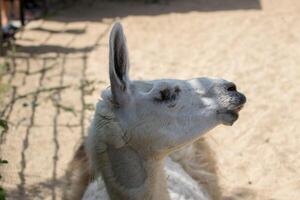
[109,23,131,106]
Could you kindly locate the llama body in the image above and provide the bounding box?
[65,23,246,200]
[82,158,209,200]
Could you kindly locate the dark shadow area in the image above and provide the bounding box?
[15,44,95,54]
[48,0,261,23]
[14,19,111,55]
[30,27,86,35]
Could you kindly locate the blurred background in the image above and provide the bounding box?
[0,0,299,199]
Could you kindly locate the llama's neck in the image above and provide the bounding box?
[87,100,171,200]
[99,145,170,200]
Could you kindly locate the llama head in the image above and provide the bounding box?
[106,23,246,155]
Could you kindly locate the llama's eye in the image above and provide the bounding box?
[154,89,171,102]
[174,86,181,94]
[161,89,173,101]
[154,87,180,103]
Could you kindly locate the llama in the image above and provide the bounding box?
[64,23,246,200]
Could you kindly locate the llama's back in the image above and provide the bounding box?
[170,139,221,200]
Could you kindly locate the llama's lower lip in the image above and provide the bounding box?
[233,105,243,113]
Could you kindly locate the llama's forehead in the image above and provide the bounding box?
[132,79,184,86]
[131,77,227,92]
[130,79,184,92]
[187,77,226,90]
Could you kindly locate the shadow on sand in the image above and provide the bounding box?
[50,0,261,22]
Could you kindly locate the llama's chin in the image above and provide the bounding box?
[217,110,239,126]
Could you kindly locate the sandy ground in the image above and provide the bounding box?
[0,0,300,199]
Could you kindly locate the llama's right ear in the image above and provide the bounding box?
[109,23,131,106]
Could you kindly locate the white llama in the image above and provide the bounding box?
[64,23,246,200]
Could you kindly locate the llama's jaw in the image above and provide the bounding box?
[217,109,239,126]
[217,104,245,126]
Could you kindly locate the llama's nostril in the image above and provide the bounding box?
[226,83,237,92]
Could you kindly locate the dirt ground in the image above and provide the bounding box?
[0,0,299,199]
